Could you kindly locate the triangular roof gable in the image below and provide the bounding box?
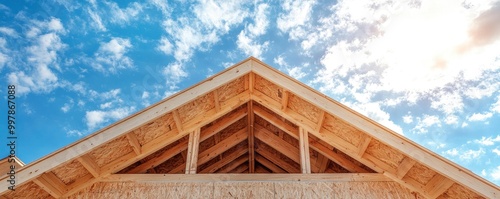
[1,57,498,198]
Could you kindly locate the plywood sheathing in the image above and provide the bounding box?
[438,183,485,199]
[216,76,246,103]
[177,92,215,124]
[3,181,53,199]
[132,113,176,146]
[287,93,322,124]
[66,181,417,198]
[51,159,90,185]
[405,162,437,186]
[365,139,405,170]
[88,136,133,168]
[323,113,364,147]
[254,75,282,102]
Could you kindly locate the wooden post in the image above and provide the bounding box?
[185,129,200,174]
[299,127,311,174]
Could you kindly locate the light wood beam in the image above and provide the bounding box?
[198,129,247,166]
[217,155,247,173]
[255,154,286,173]
[309,138,369,173]
[281,89,289,110]
[357,136,372,157]
[248,72,254,93]
[230,164,249,173]
[317,154,330,173]
[172,109,183,132]
[102,173,392,182]
[425,174,455,198]
[126,133,142,155]
[33,172,66,198]
[127,139,188,174]
[185,129,201,174]
[299,128,311,174]
[77,154,100,178]
[247,101,255,173]
[395,157,416,179]
[213,89,221,112]
[315,110,325,131]
[254,124,300,163]
[200,148,248,173]
[253,105,298,138]
[199,107,247,143]
[255,147,300,173]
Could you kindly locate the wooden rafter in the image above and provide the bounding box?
[315,110,325,131]
[217,155,247,173]
[357,136,371,157]
[77,154,101,178]
[200,107,247,143]
[230,163,249,173]
[200,148,248,173]
[253,105,298,138]
[185,129,201,174]
[125,133,142,155]
[255,154,286,173]
[280,89,289,110]
[317,154,329,173]
[213,89,221,112]
[127,139,188,174]
[395,157,416,179]
[32,172,66,198]
[172,109,183,132]
[198,129,247,166]
[255,147,299,173]
[299,127,311,174]
[254,124,300,163]
[425,174,455,198]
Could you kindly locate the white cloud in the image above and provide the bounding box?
[236,30,269,58]
[459,148,485,161]
[61,103,71,113]
[444,148,459,157]
[149,0,170,15]
[0,27,18,37]
[193,0,249,32]
[492,96,500,113]
[157,37,173,55]
[248,3,269,37]
[491,166,500,181]
[236,3,270,59]
[473,135,500,146]
[403,114,413,124]
[85,106,135,130]
[468,112,493,122]
[100,102,113,109]
[412,115,441,134]
[493,148,500,156]
[87,8,106,31]
[107,1,143,24]
[93,37,133,73]
[163,62,188,91]
[444,115,459,125]
[8,18,66,95]
[277,0,315,40]
[346,101,403,134]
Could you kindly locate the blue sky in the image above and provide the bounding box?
[1,0,500,185]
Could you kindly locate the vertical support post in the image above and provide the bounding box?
[299,127,311,174]
[248,101,255,173]
[185,129,200,174]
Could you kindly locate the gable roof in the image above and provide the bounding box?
[1,57,498,198]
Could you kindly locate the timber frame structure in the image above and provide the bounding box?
[1,57,499,198]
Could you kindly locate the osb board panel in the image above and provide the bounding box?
[89,135,133,167]
[254,102,298,128]
[66,182,213,199]
[52,159,90,185]
[437,183,484,199]
[254,74,283,102]
[3,181,53,199]
[214,182,274,198]
[177,92,215,124]
[65,181,418,198]
[216,76,246,103]
[132,113,175,146]
[333,181,416,198]
[405,162,436,185]
[323,113,364,147]
[155,153,185,173]
[287,93,321,123]
[365,139,405,169]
